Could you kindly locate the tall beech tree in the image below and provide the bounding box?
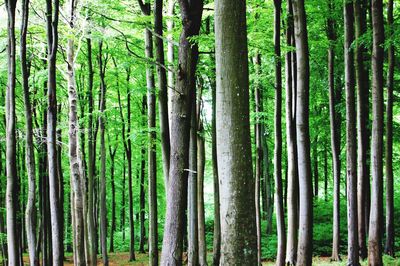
[292,0,313,264]
[215,0,257,264]
[368,0,384,264]
[160,0,203,263]
[45,0,62,263]
[354,0,370,258]
[5,0,20,264]
[273,1,286,265]
[384,0,394,256]
[344,1,359,264]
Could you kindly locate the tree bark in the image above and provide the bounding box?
[273,1,286,265]
[384,0,394,257]
[154,0,170,187]
[160,0,203,264]
[139,145,146,254]
[368,0,384,264]
[326,0,341,260]
[20,0,38,264]
[285,1,299,264]
[292,0,313,264]
[344,2,359,264]
[5,0,20,264]
[215,0,257,264]
[98,41,108,266]
[313,137,318,198]
[108,141,117,253]
[45,0,62,263]
[354,0,370,259]
[167,0,175,132]
[85,36,97,266]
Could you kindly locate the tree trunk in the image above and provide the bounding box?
[368,0,384,264]
[167,0,175,132]
[86,36,97,266]
[313,136,318,198]
[327,0,341,260]
[344,2,359,264]
[45,0,62,263]
[354,0,370,259]
[324,145,328,202]
[215,0,257,264]
[108,142,117,253]
[160,0,203,263]
[139,145,146,254]
[20,0,38,264]
[285,1,299,264]
[5,0,20,264]
[292,0,313,264]
[197,110,207,266]
[154,0,170,187]
[384,0,394,257]
[273,1,286,265]
[211,78,221,266]
[98,41,108,266]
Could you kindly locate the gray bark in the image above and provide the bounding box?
[215,0,257,264]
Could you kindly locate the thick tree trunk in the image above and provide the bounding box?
[273,1,286,265]
[292,0,313,264]
[45,0,62,263]
[368,0,384,264]
[215,0,257,264]
[20,0,38,264]
[326,0,341,260]
[160,0,203,264]
[86,37,97,266]
[384,0,394,257]
[211,79,221,266]
[344,2,359,264]
[285,2,299,264]
[354,0,370,259]
[5,0,20,264]
[98,41,108,266]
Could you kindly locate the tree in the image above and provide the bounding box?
[384,0,394,257]
[326,0,341,261]
[292,0,313,264]
[20,0,38,264]
[215,0,257,264]
[5,0,21,264]
[344,1,359,264]
[45,0,62,263]
[368,0,384,264]
[160,0,203,263]
[285,1,299,264]
[273,1,286,265]
[354,0,370,259]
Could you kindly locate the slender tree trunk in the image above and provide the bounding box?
[160,0,203,263]
[324,145,328,202]
[292,0,313,264]
[167,0,175,132]
[354,0,369,259]
[5,0,20,264]
[121,153,126,240]
[197,110,207,266]
[86,37,97,266]
[368,0,384,264]
[344,2,359,264]
[108,142,117,253]
[313,136,318,198]
[45,0,62,263]
[20,0,38,264]
[384,0,394,257]
[139,146,146,254]
[285,1,298,264]
[98,41,108,266]
[273,1,286,265]
[215,0,257,264]
[188,89,199,266]
[211,78,221,266]
[327,0,341,260]
[154,0,170,187]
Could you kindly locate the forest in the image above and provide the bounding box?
[0,0,399,265]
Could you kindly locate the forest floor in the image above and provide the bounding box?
[17,252,400,265]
